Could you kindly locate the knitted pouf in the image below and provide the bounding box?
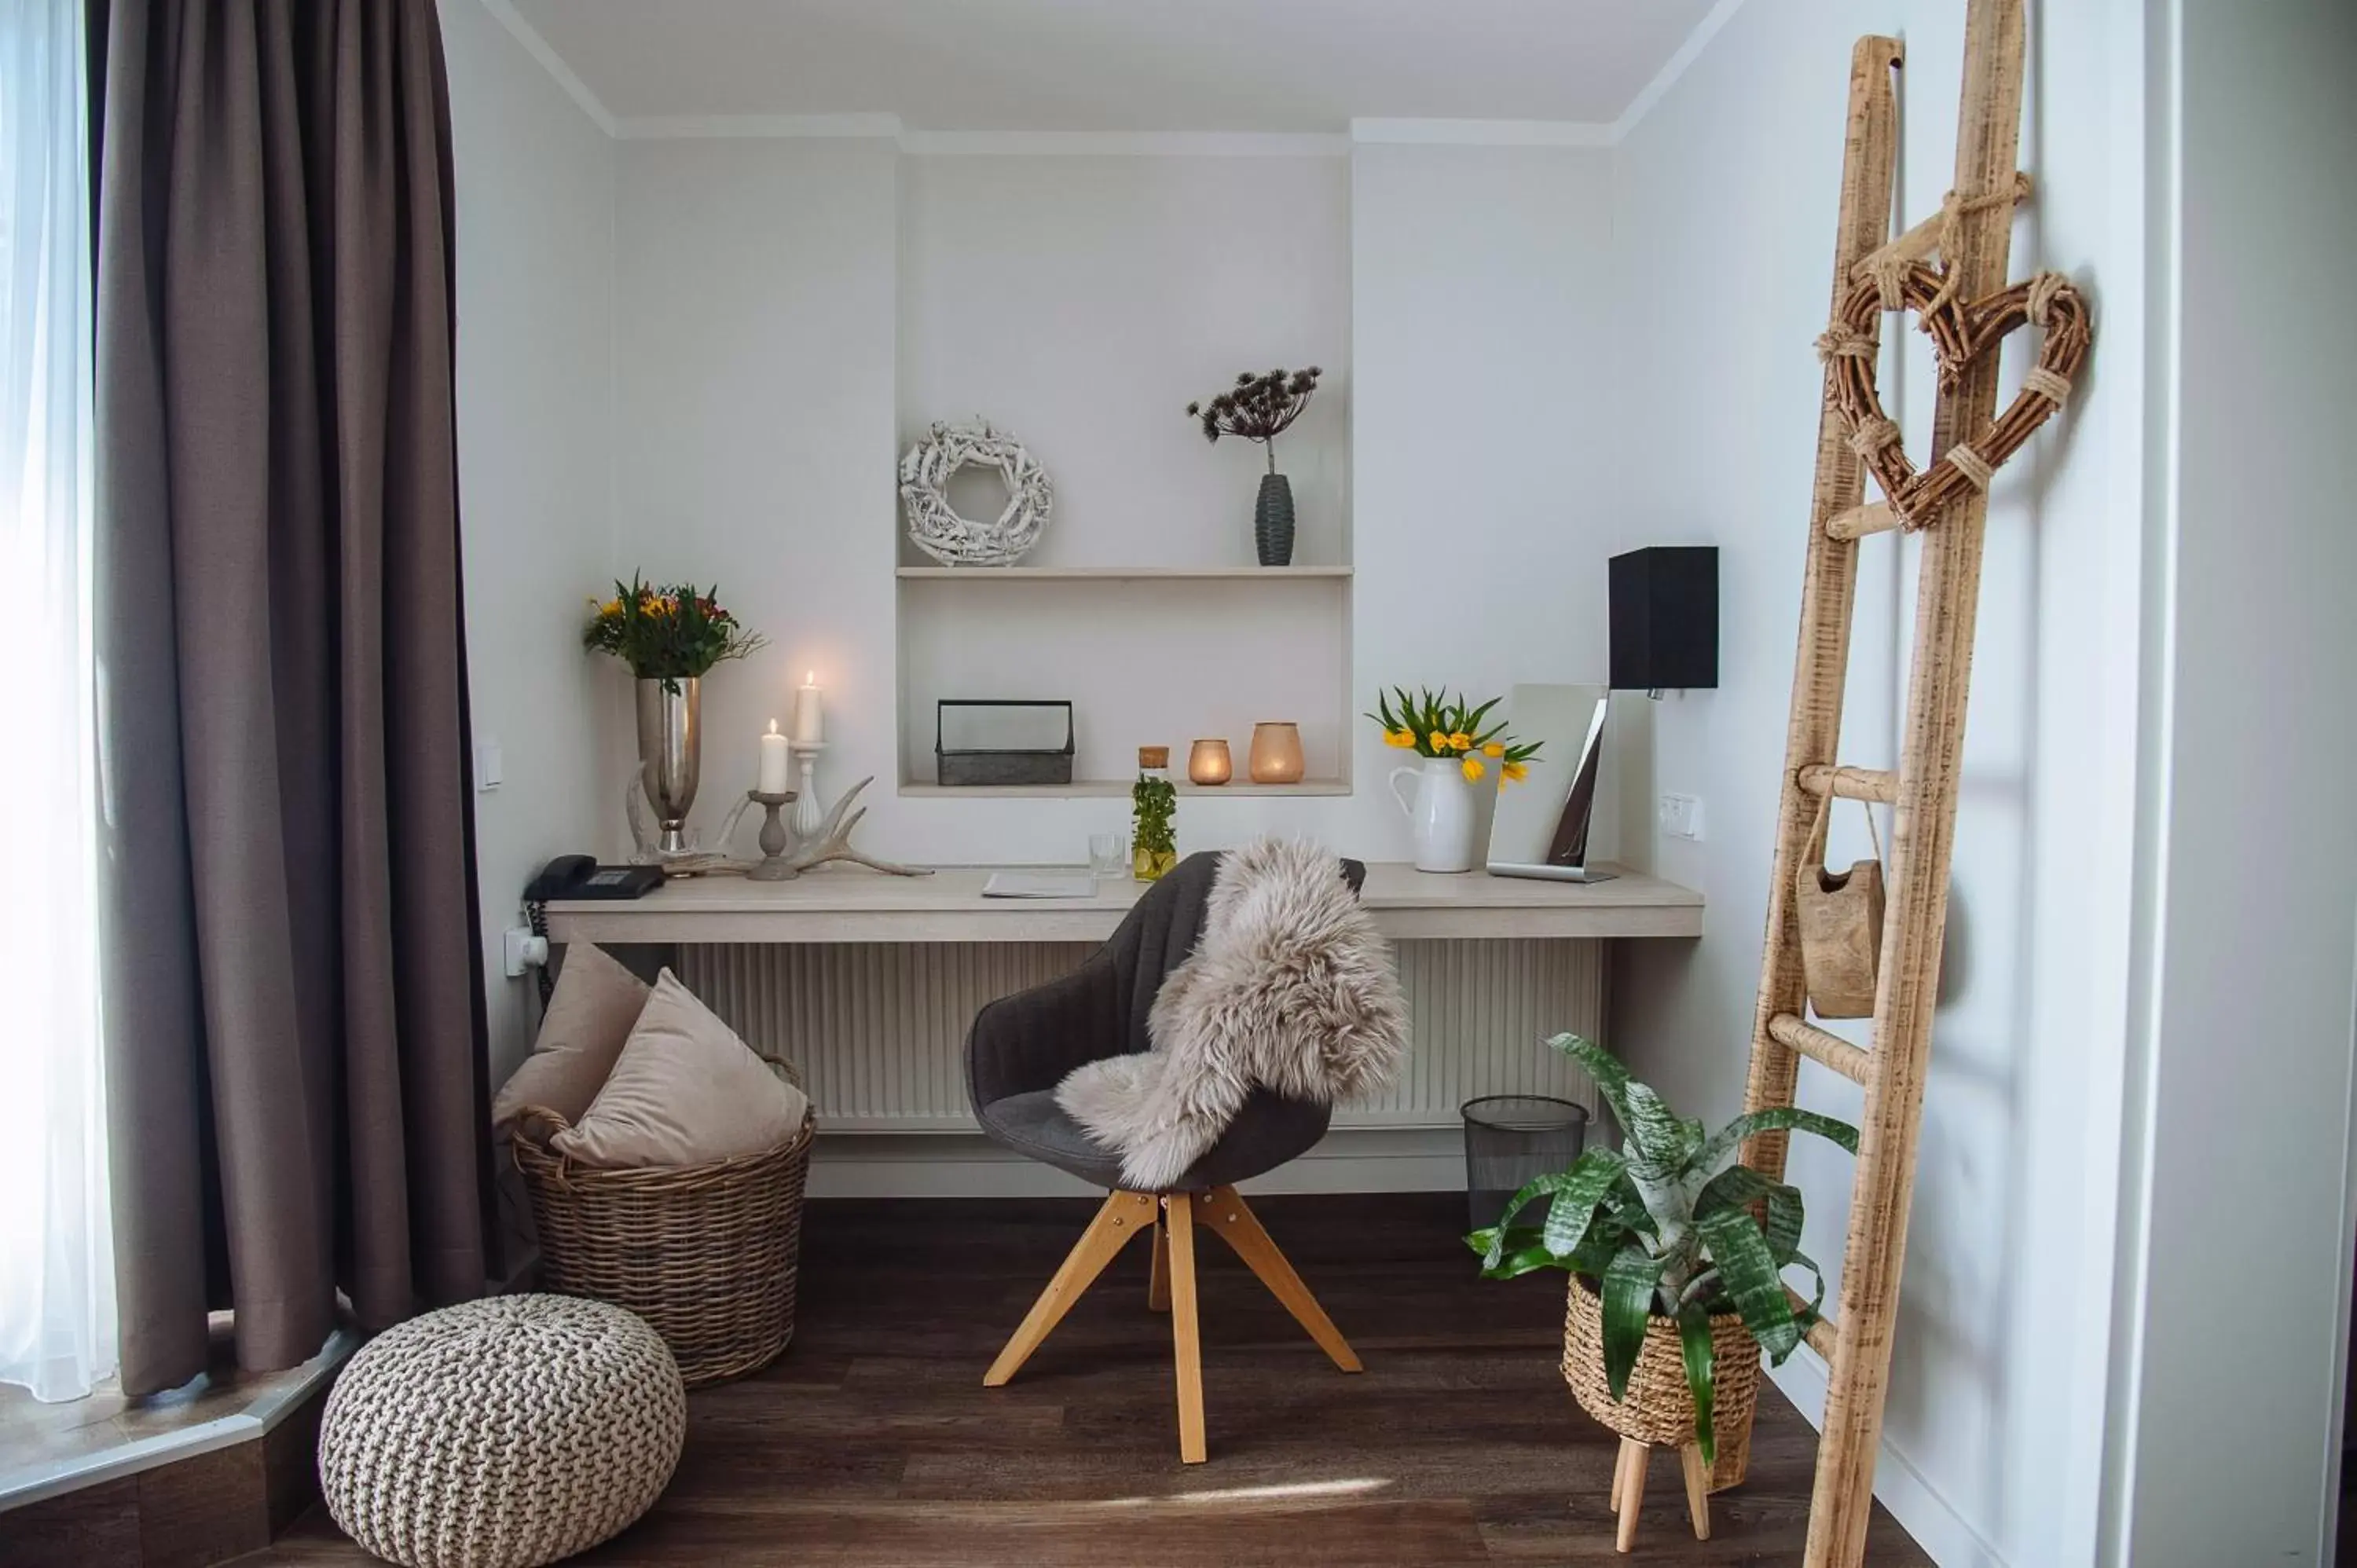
[318,1295,686,1568]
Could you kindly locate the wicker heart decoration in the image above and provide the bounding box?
[1816,262,2092,529]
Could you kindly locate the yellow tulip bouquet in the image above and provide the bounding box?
[1368,687,1543,784]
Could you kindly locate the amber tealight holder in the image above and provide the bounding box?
[1248,721,1305,784]
[1187,738,1233,786]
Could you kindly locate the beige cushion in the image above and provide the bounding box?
[492,943,651,1130]
[550,969,809,1168]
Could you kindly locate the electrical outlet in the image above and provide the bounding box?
[503,926,548,978]
[1659,793,1704,841]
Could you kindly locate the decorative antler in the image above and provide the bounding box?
[779,777,931,877]
[628,771,931,880]
[624,772,655,859]
[711,792,754,855]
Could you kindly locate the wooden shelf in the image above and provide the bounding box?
[896,561,1354,792]
[899,778,1351,799]
[896,565,1351,582]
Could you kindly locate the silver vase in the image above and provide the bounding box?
[635,676,702,855]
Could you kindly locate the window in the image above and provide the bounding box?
[0,0,112,1404]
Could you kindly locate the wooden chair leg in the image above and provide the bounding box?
[1194,1186,1362,1372]
[983,1190,1153,1387]
[1147,1215,1170,1312]
[1679,1442,1711,1541]
[1164,1192,1207,1464]
[1615,1438,1649,1554]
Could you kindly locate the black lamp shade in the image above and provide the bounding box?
[1609,547,1717,691]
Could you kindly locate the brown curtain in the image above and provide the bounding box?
[91,0,492,1397]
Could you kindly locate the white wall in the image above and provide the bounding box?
[2103,5,2357,1563]
[440,0,618,1086]
[894,152,1354,789]
[1349,141,1623,846]
[898,154,1350,570]
[607,137,903,863]
[602,139,1624,870]
[1609,4,2151,1563]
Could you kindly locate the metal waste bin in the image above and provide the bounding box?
[1461,1094,1590,1233]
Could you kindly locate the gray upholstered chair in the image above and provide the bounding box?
[966,850,1365,1463]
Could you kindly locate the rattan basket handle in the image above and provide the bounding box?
[508,1105,588,1189]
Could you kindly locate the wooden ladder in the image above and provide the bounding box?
[1736,7,2030,1566]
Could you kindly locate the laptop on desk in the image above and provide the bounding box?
[1485,684,1616,885]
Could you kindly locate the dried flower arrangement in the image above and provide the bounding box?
[1186,367,1322,474]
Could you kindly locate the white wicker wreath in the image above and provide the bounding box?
[898,419,1053,566]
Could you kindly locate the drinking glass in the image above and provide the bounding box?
[1087,831,1128,877]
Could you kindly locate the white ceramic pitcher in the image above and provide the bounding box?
[1388,754,1478,873]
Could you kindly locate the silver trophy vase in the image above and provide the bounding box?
[635,676,702,855]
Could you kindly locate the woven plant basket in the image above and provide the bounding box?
[1563,1276,1761,1492]
[513,1064,814,1389]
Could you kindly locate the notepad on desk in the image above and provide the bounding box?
[981,873,1099,899]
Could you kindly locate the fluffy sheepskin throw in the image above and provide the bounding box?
[1054,838,1409,1191]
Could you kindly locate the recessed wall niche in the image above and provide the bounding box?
[893,149,1353,794]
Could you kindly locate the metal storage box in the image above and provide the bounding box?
[935,700,1075,786]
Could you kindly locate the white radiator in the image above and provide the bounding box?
[677,938,1603,1132]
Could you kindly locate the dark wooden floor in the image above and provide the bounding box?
[251,1193,1930,1566]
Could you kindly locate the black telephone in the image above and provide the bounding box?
[524,854,664,903]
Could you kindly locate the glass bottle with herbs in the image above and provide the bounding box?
[1132,746,1178,881]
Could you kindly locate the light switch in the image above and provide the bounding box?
[476,739,503,791]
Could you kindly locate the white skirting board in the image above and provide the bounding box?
[678,936,1607,1181]
[1767,1350,2011,1568]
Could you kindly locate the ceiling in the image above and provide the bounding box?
[508,0,1722,131]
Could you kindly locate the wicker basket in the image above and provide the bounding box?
[512,1065,814,1389]
[1563,1276,1761,1490]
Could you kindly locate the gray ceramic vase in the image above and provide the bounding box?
[1254,472,1296,567]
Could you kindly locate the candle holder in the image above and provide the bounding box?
[1188,738,1233,786]
[790,741,827,837]
[746,789,799,881]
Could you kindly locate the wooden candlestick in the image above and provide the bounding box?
[746,789,798,881]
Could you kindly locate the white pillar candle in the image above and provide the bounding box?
[791,671,823,746]
[758,719,791,794]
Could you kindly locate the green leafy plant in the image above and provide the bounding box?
[1367,687,1542,784]
[583,575,768,692]
[1466,1035,1857,1462]
[1131,769,1178,858]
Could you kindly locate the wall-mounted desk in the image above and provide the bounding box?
[541,861,1703,947]
[543,863,1703,1192]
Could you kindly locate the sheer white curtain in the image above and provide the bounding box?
[0,0,112,1401]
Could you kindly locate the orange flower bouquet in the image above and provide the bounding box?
[583,575,768,694]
